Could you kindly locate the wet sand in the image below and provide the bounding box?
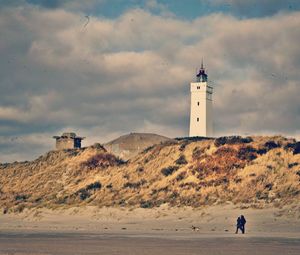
[0,232,299,255]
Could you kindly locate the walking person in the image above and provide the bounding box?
[235,216,241,234]
[235,215,246,234]
[240,215,246,234]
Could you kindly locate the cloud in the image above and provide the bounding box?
[145,0,174,17]
[0,0,102,11]
[211,0,300,17]
[0,5,299,162]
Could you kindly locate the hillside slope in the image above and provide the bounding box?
[104,132,171,159]
[0,136,299,214]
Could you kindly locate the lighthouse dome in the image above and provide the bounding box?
[196,63,207,82]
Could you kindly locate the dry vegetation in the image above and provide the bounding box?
[0,136,299,214]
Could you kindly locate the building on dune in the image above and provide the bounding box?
[53,132,85,150]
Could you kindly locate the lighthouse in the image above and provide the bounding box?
[189,61,213,137]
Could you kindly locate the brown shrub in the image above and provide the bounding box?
[214,136,253,147]
[81,153,124,169]
[142,145,155,154]
[192,147,206,160]
[284,142,300,155]
[264,141,280,150]
[123,179,146,189]
[106,183,113,189]
[175,155,188,165]
[234,177,242,183]
[136,166,144,172]
[179,182,198,188]
[179,141,189,151]
[161,166,179,176]
[14,204,26,213]
[195,146,246,175]
[237,146,257,161]
[140,200,154,208]
[75,181,102,200]
[176,171,186,181]
[15,194,28,201]
[288,162,298,168]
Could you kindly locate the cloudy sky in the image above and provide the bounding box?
[0,0,300,162]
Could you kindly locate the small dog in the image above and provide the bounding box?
[191,225,200,231]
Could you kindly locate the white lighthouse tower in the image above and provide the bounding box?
[189,61,213,137]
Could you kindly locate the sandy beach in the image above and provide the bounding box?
[0,204,299,254]
[0,232,299,255]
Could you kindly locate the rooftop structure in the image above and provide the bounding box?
[53,132,85,150]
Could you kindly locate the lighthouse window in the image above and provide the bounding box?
[197,118,199,122]
[197,102,199,106]
[197,86,200,89]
